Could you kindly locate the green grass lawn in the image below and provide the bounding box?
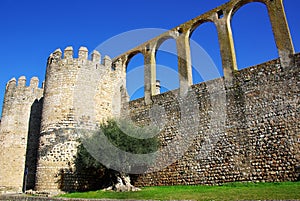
[59,181,300,200]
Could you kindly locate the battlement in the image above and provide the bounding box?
[6,76,43,91]
[48,46,113,67]
[1,75,44,193]
[0,0,298,193]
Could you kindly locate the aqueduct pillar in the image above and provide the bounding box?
[266,0,294,66]
[144,47,157,104]
[176,32,193,96]
[215,11,237,83]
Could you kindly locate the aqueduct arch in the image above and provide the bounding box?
[154,37,179,92]
[230,1,278,69]
[125,51,144,68]
[113,0,294,104]
[229,0,294,66]
[189,21,223,82]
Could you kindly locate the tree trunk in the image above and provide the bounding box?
[103,173,141,192]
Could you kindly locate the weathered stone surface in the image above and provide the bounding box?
[0,77,43,193]
[0,0,298,194]
[113,0,294,93]
[35,47,126,192]
[130,55,300,187]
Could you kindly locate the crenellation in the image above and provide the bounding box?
[0,74,44,193]
[5,78,16,90]
[5,76,43,90]
[103,55,112,68]
[49,47,107,70]
[78,46,88,60]
[52,48,62,60]
[18,76,26,87]
[63,46,73,59]
[91,50,101,63]
[29,77,39,89]
[0,0,298,194]
[34,44,126,191]
[40,46,113,133]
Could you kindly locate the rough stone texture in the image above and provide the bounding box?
[0,77,43,193]
[129,55,299,186]
[114,0,294,96]
[34,47,127,192]
[0,0,298,194]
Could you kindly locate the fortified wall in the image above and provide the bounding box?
[130,55,300,186]
[35,47,127,192]
[0,77,43,192]
[112,0,298,185]
[0,47,127,193]
[0,0,299,194]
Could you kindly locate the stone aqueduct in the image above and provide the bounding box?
[0,0,299,194]
[112,0,294,104]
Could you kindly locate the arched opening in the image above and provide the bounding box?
[231,2,278,69]
[155,38,179,93]
[126,52,144,100]
[190,21,223,84]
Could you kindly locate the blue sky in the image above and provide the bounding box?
[0,0,299,117]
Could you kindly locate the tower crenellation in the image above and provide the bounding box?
[78,46,88,60]
[0,0,296,193]
[0,75,44,193]
[52,48,62,60]
[29,77,40,89]
[91,50,101,63]
[40,46,121,133]
[5,77,17,90]
[41,46,126,128]
[18,76,26,87]
[103,55,112,68]
[4,76,43,93]
[34,46,127,192]
[47,46,111,69]
[5,76,42,91]
[63,46,73,59]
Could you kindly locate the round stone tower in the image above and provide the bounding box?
[0,76,43,193]
[35,46,126,192]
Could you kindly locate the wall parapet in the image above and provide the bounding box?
[47,46,116,70]
[0,74,44,193]
[6,76,43,91]
[0,0,298,194]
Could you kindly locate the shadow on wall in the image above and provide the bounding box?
[55,143,118,192]
[57,144,111,192]
[23,98,43,191]
[55,141,143,192]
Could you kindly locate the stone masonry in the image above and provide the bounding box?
[130,56,300,186]
[35,47,126,192]
[0,77,43,193]
[0,0,299,194]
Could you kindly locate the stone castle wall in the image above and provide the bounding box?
[0,77,43,193]
[0,54,298,193]
[35,47,126,192]
[129,54,300,186]
[0,0,298,192]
